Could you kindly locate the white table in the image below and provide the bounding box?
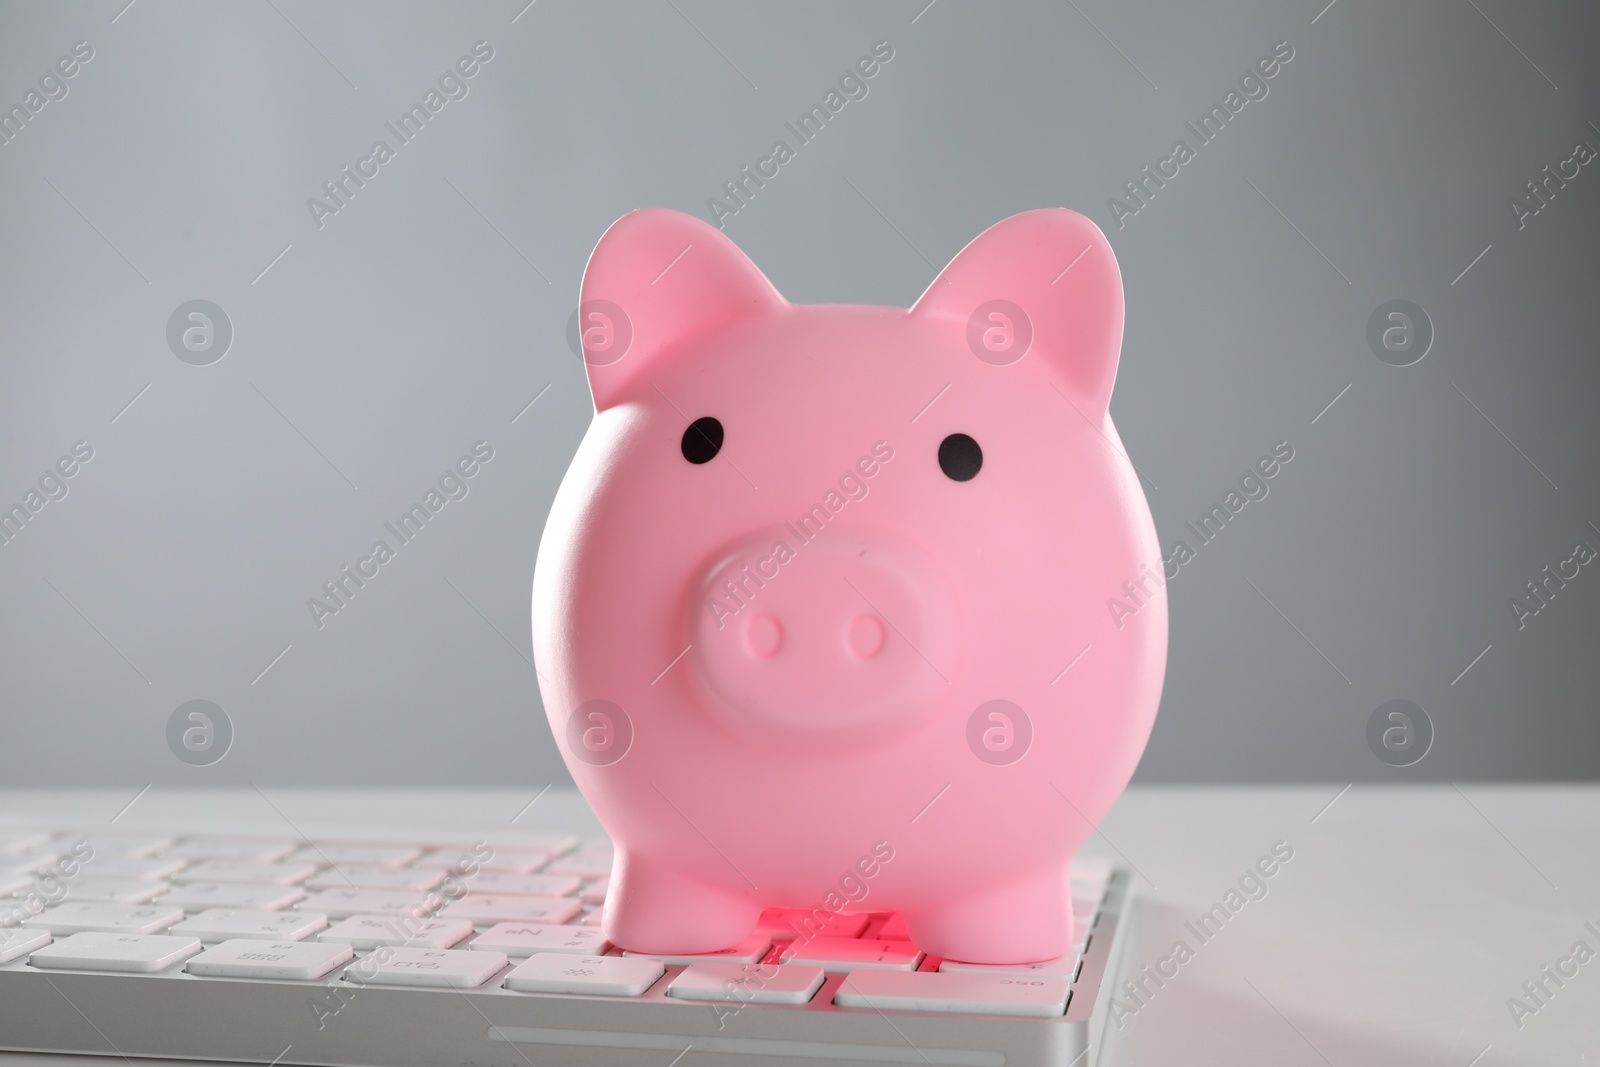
[2,785,1595,1066]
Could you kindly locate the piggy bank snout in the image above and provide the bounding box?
[691,535,945,737]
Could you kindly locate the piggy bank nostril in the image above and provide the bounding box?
[846,614,886,659]
[744,613,782,659]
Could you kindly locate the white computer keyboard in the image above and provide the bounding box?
[0,825,1130,1067]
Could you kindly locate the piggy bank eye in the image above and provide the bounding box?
[938,433,982,481]
[681,417,724,464]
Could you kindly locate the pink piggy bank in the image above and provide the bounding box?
[532,207,1166,964]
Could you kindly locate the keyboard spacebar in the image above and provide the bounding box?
[834,969,1070,1018]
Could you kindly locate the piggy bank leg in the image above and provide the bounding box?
[901,865,1071,965]
[602,850,761,955]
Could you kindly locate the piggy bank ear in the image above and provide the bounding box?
[578,208,785,411]
[912,208,1124,419]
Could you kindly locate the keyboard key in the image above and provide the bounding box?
[757,909,868,939]
[522,833,583,854]
[428,832,579,856]
[458,872,581,898]
[469,923,608,956]
[73,835,173,858]
[345,947,507,988]
[0,899,43,927]
[415,847,548,874]
[835,969,1070,1018]
[186,939,353,980]
[0,872,35,895]
[174,860,318,886]
[74,857,187,880]
[60,878,170,905]
[0,832,52,855]
[168,839,296,862]
[24,903,184,936]
[298,889,436,920]
[669,962,825,1005]
[319,915,474,949]
[437,895,581,925]
[0,927,50,963]
[170,909,329,942]
[779,937,922,972]
[490,832,582,855]
[159,882,305,911]
[1071,874,1110,903]
[30,932,201,973]
[293,844,422,869]
[1071,881,1108,903]
[543,849,612,878]
[579,877,608,905]
[940,952,1081,981]
[4,851,67,875]
[875,914,911,940]
[624,933,772,966]
[503,953,663,996]
[466,848,556,873]
[1071,856,1112,886]
[307,867,447,892]
[574,909,603,926]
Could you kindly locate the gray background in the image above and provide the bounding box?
[0,0,1595,787]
